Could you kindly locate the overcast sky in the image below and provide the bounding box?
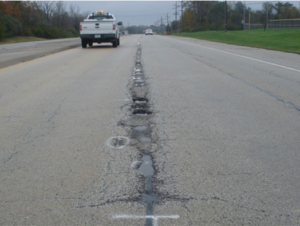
[66,1,300,27]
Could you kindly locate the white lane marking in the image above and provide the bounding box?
[112,215,180,226]
[106,136,130,149]
[175,38,300,73]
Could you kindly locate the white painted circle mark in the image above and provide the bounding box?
[106,136,130,149]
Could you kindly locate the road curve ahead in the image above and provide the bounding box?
[0,35,300,226]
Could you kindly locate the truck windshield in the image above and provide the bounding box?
[88,14,113,20]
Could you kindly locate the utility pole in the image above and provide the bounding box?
[243,1,246,30]
[166,13,170,26]
[161,16,164,26]
[181,1,184,32]
[166,13,171,33]
[249,8,251,30]
[156,19,160,32]
[173,1,180,33]
[266,2,268,29]
[166,13,170,25]
[225,0,227,32]
[161,16,164,34]
[158,17,164,34]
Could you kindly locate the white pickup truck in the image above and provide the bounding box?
[80,11,122,48]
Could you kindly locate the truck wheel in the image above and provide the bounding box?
[81,39,87,48]
[112,39,117,48]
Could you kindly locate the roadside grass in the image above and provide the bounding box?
[0,36,47,44]
[173,29,300,54]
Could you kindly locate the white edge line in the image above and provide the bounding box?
[175,38,300,73]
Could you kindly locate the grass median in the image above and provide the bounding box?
[173,29,300,54]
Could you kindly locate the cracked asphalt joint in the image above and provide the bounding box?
[114,43,160,226]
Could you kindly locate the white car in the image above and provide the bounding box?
[145,29,153,35]
[80,11,122,48]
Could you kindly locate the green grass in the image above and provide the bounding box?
[0,36,47,44]
[173,29,300,54]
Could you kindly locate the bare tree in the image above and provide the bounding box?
[55,1,65,17]
[69,3,80,18]
[38,1,56,23]
[69,3,82,31]
[51,1,68,29]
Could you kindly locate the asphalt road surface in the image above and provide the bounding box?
[0,35,300,226]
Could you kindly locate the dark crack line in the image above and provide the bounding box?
[76,197,141,209]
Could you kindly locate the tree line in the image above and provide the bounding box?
[1,1,299,40]
[171,1,300,32]
[126,1,300,35]
[0,1,86,41]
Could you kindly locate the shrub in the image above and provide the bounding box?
[31,24,79,39]
[67,27,79,37]
[0,21,6,40]
[23,27,33,36]
[32,26,45,38]
[0,14,22,37]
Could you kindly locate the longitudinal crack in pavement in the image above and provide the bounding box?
[113,42,181,225]
[131,44,158,226]
[113,43,160,225]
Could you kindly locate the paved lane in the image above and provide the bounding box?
[141,35,300,225]
[0,34,300,226]
[0,36,147,225]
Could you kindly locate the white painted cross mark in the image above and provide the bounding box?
[112,214,180,226]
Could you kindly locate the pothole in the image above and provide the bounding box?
[134,79,144,83]
[138,154,154,177]
[133,97,148,103]
[133,109,152,116]
[131,125,152,142]
[135,83,145,87]
[134,73,144,78]
[132,107,149,113]
[132,102,148,109]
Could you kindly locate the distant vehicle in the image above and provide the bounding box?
[80,11,122,48]
[145,29,153,35]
